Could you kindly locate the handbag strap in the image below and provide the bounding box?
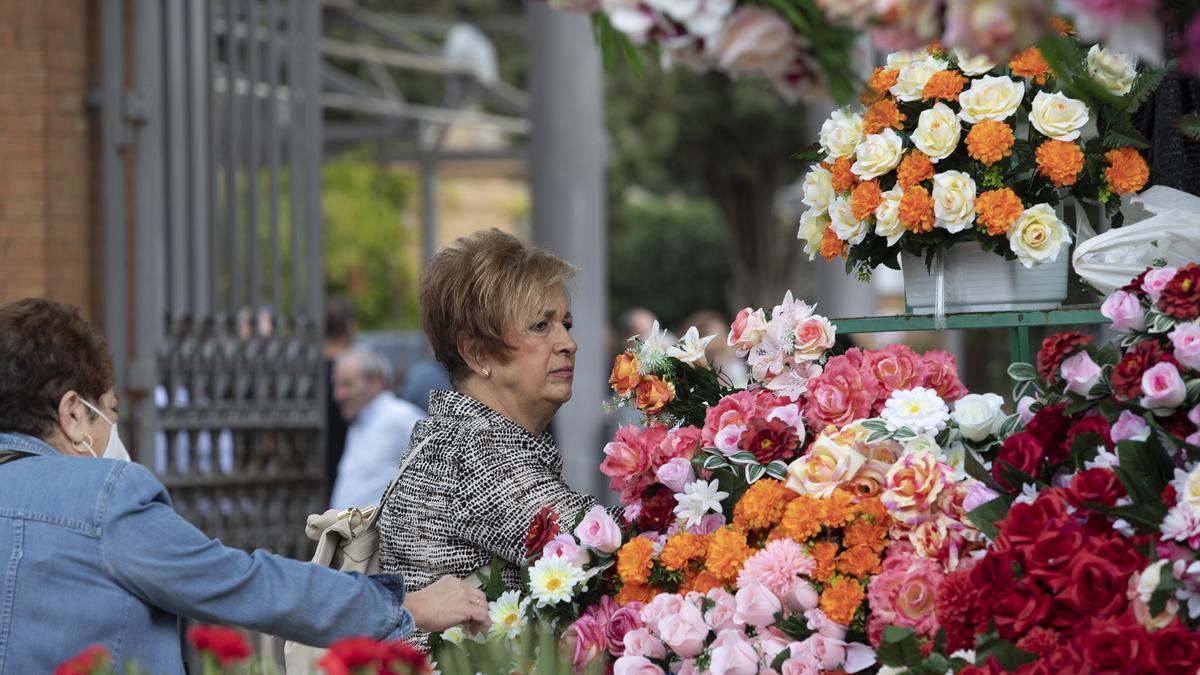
[367,431,438,528]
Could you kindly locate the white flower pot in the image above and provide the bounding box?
[901,247,1069,314]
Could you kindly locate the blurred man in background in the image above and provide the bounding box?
[324,299,356,503]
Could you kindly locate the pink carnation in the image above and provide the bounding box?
[803,349,880,429]
[737,538,816,600]
[866,547,946,644]
[922,350,968,402]
[865,344,930,408]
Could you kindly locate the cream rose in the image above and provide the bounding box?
[874,185,905,246]
[931,170,977,234]
[911,102,961,162]
[851,128,904,180]
[1029,91,1090,141]
[957,75,1024,124]
[829,195,868,245]
[819,108,864,160]
[1086,44,1136,96]
[802,165,834,214]
[785,433,867,498]
[886,49,925,72]
[1008,203,1072,268]
[952,47,995,76]
[951,393,1005,442]
[890,55,948,102]
[1181,465,1200,509]
[798,209,830,260]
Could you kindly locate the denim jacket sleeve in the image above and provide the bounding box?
[98,462,415,645]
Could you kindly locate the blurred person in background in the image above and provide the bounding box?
[324,298,355,502]
[0,298,488,673]
[399,357,451,415]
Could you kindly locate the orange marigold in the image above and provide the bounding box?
[616,537,655,586]
[851,179,883,222]
[820,576,867,625]
[867,67,899,95]
[680,569,726,595]
[896,151,934,188]
[927,41,944,56]
[863,98,906,135]
[1010,47,1053,85]
[1050,16,1075,36]
[965,120,1015,166]
[857,495,889,523]
[1036,139,1085,187]
[975,188,1025,236]
[780,495,827,541]
[842,520,890,553]
[819,225,848,261]
[922,70,968,101]
[899,185,936,233]
[706,526,752,581]
[616,583,658,606]
[830,155,859,194]
[659,532,703,571]
[733,478,796,530]
[811,541,840,583]
[1104,147,1150,195]
[836,545,883,578]
[821,489,858,528]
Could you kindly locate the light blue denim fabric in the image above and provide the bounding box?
[0,432,414,674]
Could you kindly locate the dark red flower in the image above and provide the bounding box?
[994,580,1052,640]
[1111,340,1176,402]
[633,487,676,533]
[1016,626,1061,656]
[1024,529,1086,593]
[525,505,561,561]
[936,566,985,652]
[1056,551,1129,621]
[1149,622,1200,671]
[960,657,1005,675]
[739,417,799,464]
[1163,409,1198,442]
[1025,404,1072,463]
[54,645,111,675]
[969,548,1019,597]
[1081,615,1151,673]
[186,626,251,666]
[1120,267,1152,297]
[1068,467,1127,509]
[1065,413,1113,453]
[996,492,1068,549]
[1163,483,1179,508]
[993,432,1045,492]
[1158,262,1200,320]
[1093,535,1148,579]
[1037,332,1093,382]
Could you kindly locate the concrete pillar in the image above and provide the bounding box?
[526,2,609,500]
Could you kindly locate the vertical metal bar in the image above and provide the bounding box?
[287,0,303,319]
[265,0,282,314]
[246,0,261,312]
[226,0,242,314]
[165,0,189,318]
[303,0,323,315]
[419,153,438,262]
[189,0,212,315]
[101,0,127,392]
[208,0,222,313]
[1009,326,1032,365]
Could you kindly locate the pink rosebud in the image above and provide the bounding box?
[605,602,645,657]
[792,633,847,671]
[1101,290,1146,333]
[781,652,821,675]
[676,659,701,675]
[1061,350,1103,398]
[543,533,590,566]
[785,579,821,612]
[564,615,607,672]
[1111,410,1151,444]
[1169,324,1200,372]
[708,628,760,675]
[804,608,848,640]
[1141,361,1187,411]
[621,628,667,660]
[714,424,747,456]
[757,630,793,666]
[1142,267,1179,301]
[657,602,708,658]
[612,655,665,675]
[655,457,695,493]
[575,505,623,554]
[733,579,782,629]
[1016,396,1038,424]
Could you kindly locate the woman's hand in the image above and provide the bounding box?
[404,575,491,634]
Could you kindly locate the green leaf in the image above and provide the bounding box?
[975,630,1039,671]
[998,413,1022,438]
[791,143,824,162]
[1007,362,1038,382]
[771,648,793,673]
[1187,378,1200,407]
[1126,62,1172,114]
[877,626,925,667]
[1177,112,1200,141]
[745,463,767,484]
[727,451,760,465]
[867,430,893,444]
[893,426,919,440]
[702,454,731,471]
[967,496,1012,541]
[965,449,1006,495]
[1115,435,1173,504]
[765,460,789,481]
[861,419,890,433]
[1150,566,1184,616]
[1085,501,1168,533]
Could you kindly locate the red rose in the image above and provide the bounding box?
[1024,529,1086,593]
[1093,535,1148,579]
[993,580,1051,640]
[993,432,1045,492]
[1055,551,1128,622]
[186,626,251,667]
[525,505,561,561]
[739,417,799,464]
[1065,413,1113,453]
[1082,616,1151,673]
[1150,623,1200,671]
[1041,643,1086,671]
[633,487,676,533]
[1068,467,1127,509]
[969,549,1019,600]
[997,495,1068,549]
[55,645,111,675]
[1112,340,1176,402]
[1037,332,1094,382]
[1025,404,1071,462]
[1158,262,1200,320]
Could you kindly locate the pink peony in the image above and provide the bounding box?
[922,350,969,402]
[613,655,665,675]
[622,627,667,660]
[575,505,623,553]
[1060,350,1103,398]
[1169,323,1200,372]
[1141,361,1187,411]
[803,350,880,429]
[868,0,942,52]
[1142,266,1180,301]
[737,538,816,600]
[655,457,695,493]
[564,615,607,672]
[1101,289,1146,332]
[543,533,590,566]
[733,578,782,629]
[728,307,768,357]
[866,547,945,642]
[707,629,760,675]
[1111,409,1151,444]
[710,7,798,78]
[606,602,645,657]
[865,344,930,404]
[657,601,709,658]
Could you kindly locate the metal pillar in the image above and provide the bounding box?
[526,2,609,500]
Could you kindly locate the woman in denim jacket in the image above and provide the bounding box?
[0,299,489,673]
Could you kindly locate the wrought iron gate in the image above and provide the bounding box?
[101,0,325,558]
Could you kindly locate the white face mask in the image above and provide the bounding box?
[79,399,132,462]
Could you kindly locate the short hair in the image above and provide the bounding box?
[420,229,576,383]
[338,347,395,388]
[325,298,355,342]
[0,298,115,438]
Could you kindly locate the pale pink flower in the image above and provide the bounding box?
[613,655,665,675]
[657,601,708,657]
[868,0,942,51]
[737,538,816,600]
[708,628,760,675]
[655,457,695,493]
[639,593,683,635]
[692,512,727,535]
[709,6,798,78]
[1142,266,1180,301]
[576,506,623,554]
[715,424,747,456]
[704,588,739,632]
[780,652,821,675]
[733,578,782,628]
[622,627,667,660]
[543,533,590,566]
[943,0,1047,61]
[1141,361,1187,411]
[1163,501,1200,549]
[1169,323,1200,372]
[728,307,768,356]
[1112,410,1151,444]
[1061,350,1103,398]
[785,580,821,613]
[1190,404,1200,428]
[1101,289,1146,333]
[606,602,645,657]
[1016,396,1038,424]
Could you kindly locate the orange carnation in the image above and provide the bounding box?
[780,495,826,541]
[819,225,848,261]
[811,541,839,583]
[616,583,658,606]
[680,569,726,595]
[821,489,858,528]
[863,98,906,135]
[899,185,936,233]
[635,376,675,415]
[660,532,705,571]
[609,351,640,396]
[896,151,934,188]
[820,576,867,625]
[706,526,752,581]
[1036,139,1085,187]
[616,537,655,585]
[975,188,1024,235]
[922,70,968,101]
[733,478,795,530]
[867,67,899,95]
[856,495,889,522]
[836,545,883,578]
[965,120,1015,166]
[1104,147,1150,195]
[851,179,883,221]
[830,155,859,194]
[1010,47,1053,85]
[842,519,890,553]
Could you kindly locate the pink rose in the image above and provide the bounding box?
[757,629,793,667]
[1101,290,1146,333]
[1061,350,1103,398]
[792,633,847,671]
[1169,323,1200,371]
[866,548,945,640]
[803,350,881,429]
[881,450,954,527]
[658,426,701,463]
[733,579,782,628]
[1111,410,1151,444]
[865,344,930,402]
[702,390,761,447]
[1141,361,1187,411]
[602,425,668,495]
[543,533,590,566]
[584,595,620,627]
[564,615,606,672]
[1188,431,1200,446]
[1142,266,1179,300]
[1016,396,1038,424]
[793,316,837,361]
[613,656,665,675]
[606,602,645,657]
[692,512,727,535]
[655,458,695,493]
[803,608,848,640]
[714,424,747,456]
[785,579,821,612]
[710,7,798,78]
[922,350,968,402]
[622,627,667,660]
[575,505,623,553]
[657,602,708,658]
[767,403,804,435]
[640,592,683,634]
[676,659,700,675]
[781,653,821,675]
[708,629,760,675]
[728,307,768,356]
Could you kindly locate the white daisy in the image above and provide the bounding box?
[487,590,531,639]
[528,555,587,608]
[881,387,950,436]
[673,479,730,529]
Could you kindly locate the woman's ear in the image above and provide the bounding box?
[457,335,487,377]
[56,390,91,446]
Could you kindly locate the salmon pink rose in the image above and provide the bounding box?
[728,307,768,357]
[867,548,945,641]
[922,350,968,401]
[865,344,930,402]
[636,376,675,415]
[793,316,837,361]
[804,350,880,429]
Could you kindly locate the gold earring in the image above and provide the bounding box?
[481,367,490,378]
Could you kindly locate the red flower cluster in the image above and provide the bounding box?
[1111,340,1176,402]
[318,637,432,675]
[55,645,110,675]
[991,405,1094,492]
[633,487,678,533]
[1159,262,1200,320]
[739,417,800,464]
[525,505,561,561]
[1035,332,1093,383]
[186,625,251,666]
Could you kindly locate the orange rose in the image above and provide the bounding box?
[609,351,641,396]
[635,376,675,415]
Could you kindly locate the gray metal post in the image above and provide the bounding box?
[419,153,439,262]
[526,2,609,500]
[100,0,127,392]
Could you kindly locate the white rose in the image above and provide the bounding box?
[798,209,830,260]
[952,47,995,76]
[932,170,977,234]
[1087,44,1136,96]
[951,393,1005,442]
[829,195,868,245]
[850,128,904,180]
[911,102,961,162]
[802,165,834,214]
[957,75,1025,124]
[1029,90,1090,141]
[886,49,925,72]
[890,55,948,102]
[1008,203,1072,268]
[819,108,864,159]
[874,185,905,246]
[900,434,943,459]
